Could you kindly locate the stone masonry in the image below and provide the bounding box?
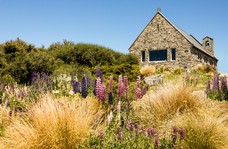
[129,9,218,69]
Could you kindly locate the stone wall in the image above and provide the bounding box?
[129,12,216,69]
[191,47,217,68]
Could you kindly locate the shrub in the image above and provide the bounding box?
[140,65,156,76]
[193,64,216,74]
[0,95,103,149]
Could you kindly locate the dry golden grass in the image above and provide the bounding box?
[131,79,202,127]
[132,78,228,148]
[193,63,216,74]
[140,65,156,76]
[0,94,104,149]
[173,108,228,149]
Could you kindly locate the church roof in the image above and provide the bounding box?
[157,11,217,60]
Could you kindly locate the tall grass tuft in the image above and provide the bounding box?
[140,65,156,76]
[131,79,202,127]
[0,94,103,149]
[173,109,228,149]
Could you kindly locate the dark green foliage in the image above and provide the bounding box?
[100,64,140,82]
[48,41,138,67]
[0,39,138,84]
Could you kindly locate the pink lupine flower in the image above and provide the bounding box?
[117,126,123,140]
[117,75,124,100]
[96,77,101,99]
[135,76,141,101]
[107,110,113,123]
[179,128,185,141]
[123,76,128,99]
[117,101,121,122]
[154,136,159,148]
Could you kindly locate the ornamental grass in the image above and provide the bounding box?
[0,94,104,149]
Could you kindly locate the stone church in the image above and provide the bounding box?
[129,9,218,69]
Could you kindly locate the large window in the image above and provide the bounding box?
[171,48,176,60]
[141,51,145,62]
[149,50,167,61]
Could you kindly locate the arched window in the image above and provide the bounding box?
[206,41,210,47]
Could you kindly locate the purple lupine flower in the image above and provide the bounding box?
[135,124,139,136]
[135,76,141,101]
[221,76,227,92]
[9,110,12,117]
[147,127,156,138]
[100,84,106,102]
[127,120,134,131]
[141,86,147,97]
[141,126,146,135]
[96,66,103,83]
[213,73,219,92]
[179,128,185,141]
[42,73,48,82]
[73,79,80,93]
[108,92,113,105]
[81,75,87,98]
[123,76,128,99]
[117,75,124,101]
[154,136,159,148]
[98,130,104,140]
[205,79,210,94]
[109,75,113,92]
[172,126,178,143]
[14,107,17,117]
[31,72,37,84]
[221,76,227,99]
[93,80,96,96]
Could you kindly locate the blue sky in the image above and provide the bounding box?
[0,0,227,72]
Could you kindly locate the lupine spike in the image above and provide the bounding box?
[96,66,103,83]
[72,79,80,93]
[179,128,185,141]
[123,76,128,99]
[221,76,227,91]
[141,86,147,97]
[213,73,219,92]
[109,75,113,92]
[100,84,106,102]
[81,75,87,98]
[154,136,159,148]
[135,76,141,101]
[205,79,210,94]
[108,92,113,105]
[117,101,121,122]
[96,77,101,100]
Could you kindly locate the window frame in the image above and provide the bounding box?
[149,49,167,62]
[141,50,146,62]
[171,48,176,61]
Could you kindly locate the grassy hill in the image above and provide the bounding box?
[0,39,227,149]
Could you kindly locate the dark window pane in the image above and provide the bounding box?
[141,51,145,62]
[149,50,167,61]
[171,48,176,60]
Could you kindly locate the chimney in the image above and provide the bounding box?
[202,36,214,56]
